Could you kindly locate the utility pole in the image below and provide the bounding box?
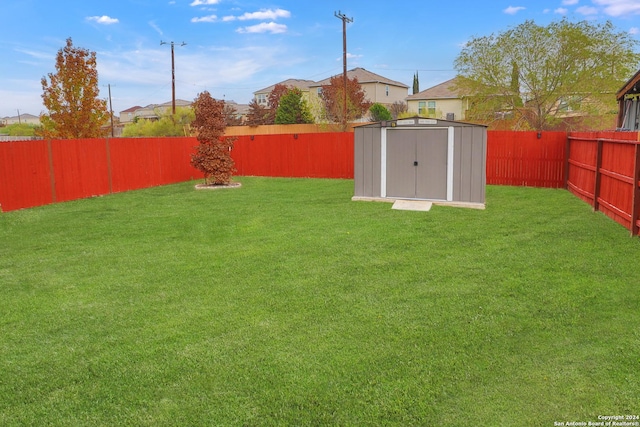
[335,11,353,130]
[160,41,187,115]
[107,84,114,137]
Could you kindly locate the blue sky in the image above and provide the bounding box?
[1,0,640,118]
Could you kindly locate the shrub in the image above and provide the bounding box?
[190,91,236,185]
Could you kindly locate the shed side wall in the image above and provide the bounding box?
[452,126,487,204]
[354,127,382,197]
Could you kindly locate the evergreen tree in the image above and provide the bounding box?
[369,103,392,121]
[275,88,314,124]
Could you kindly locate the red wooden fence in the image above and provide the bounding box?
[567,132,640,236]
[485,131,567,188]
[0,133,353,212]
[232,133,354,179]
[2,131,640,236]
[0,137,202,212]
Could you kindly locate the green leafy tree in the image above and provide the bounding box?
[369,103,392,122]
[190,92,235,185]
[275,88,314,124]
[413,71,419,95]
[39,38,108,138]
[0,123,40,136]
[454,19,640,130]
[122,106,194,137]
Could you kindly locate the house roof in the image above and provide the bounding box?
[254,79,317,95]
[120,105,142,113]
[617,69,640,100]
[158,99,192,107]
[310,67,409,88]
[225,101,250,115]
[406,77,466,100]
[2,113,39,120]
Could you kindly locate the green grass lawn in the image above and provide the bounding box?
[1,177,639,426]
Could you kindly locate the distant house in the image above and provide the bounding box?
[225,101,250,124]
[253,68,409,121]
[119,99,249,125]
[253,79,316,106]
[309,68,409,108]
[406,77,469,121]
[119,106,142,124]
[1,113,40,126]
[119,100,193,123]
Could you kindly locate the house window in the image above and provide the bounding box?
[418,101,426,115]
[385,85,389,96]
[317,87,323,96]
[558,96,581,113]
[428,101,436,116]
[257,94,267,105]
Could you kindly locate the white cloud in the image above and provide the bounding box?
[93,43,300,111]
[593,0,640,17]
[630,27,639,34]
[236,22,287,34]
[554,7,569,14]
[336,53,363,61]
[149,21,163,36]
[190,0,219,6]
[504,6,525,15]
[576,6,599,15]
[191,15,218,23]
[562,0,579,5]
[86,15,119,25]
[222,15,236,22]
[14,47,52,61]
[237,9,291,21]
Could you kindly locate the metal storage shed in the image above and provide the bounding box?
[353,117,487,209]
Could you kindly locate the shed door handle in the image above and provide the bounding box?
[413,161,418,166]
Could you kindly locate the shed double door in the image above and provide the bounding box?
[386,128,448,200]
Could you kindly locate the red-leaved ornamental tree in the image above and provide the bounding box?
[321,76,371,128]
[190,91,236,185]
[40,38,108,139]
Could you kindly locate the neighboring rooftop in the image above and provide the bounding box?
[311,67,409,89]
[254,79,317,95]
[407,77,467,100]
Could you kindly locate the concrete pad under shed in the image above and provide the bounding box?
[392,200,433,212]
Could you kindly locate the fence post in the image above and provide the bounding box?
[564,133,571,189]
[593,137,603,212]
[105,137,113,194]
[632,141,640,236]
[47,139,57,203]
